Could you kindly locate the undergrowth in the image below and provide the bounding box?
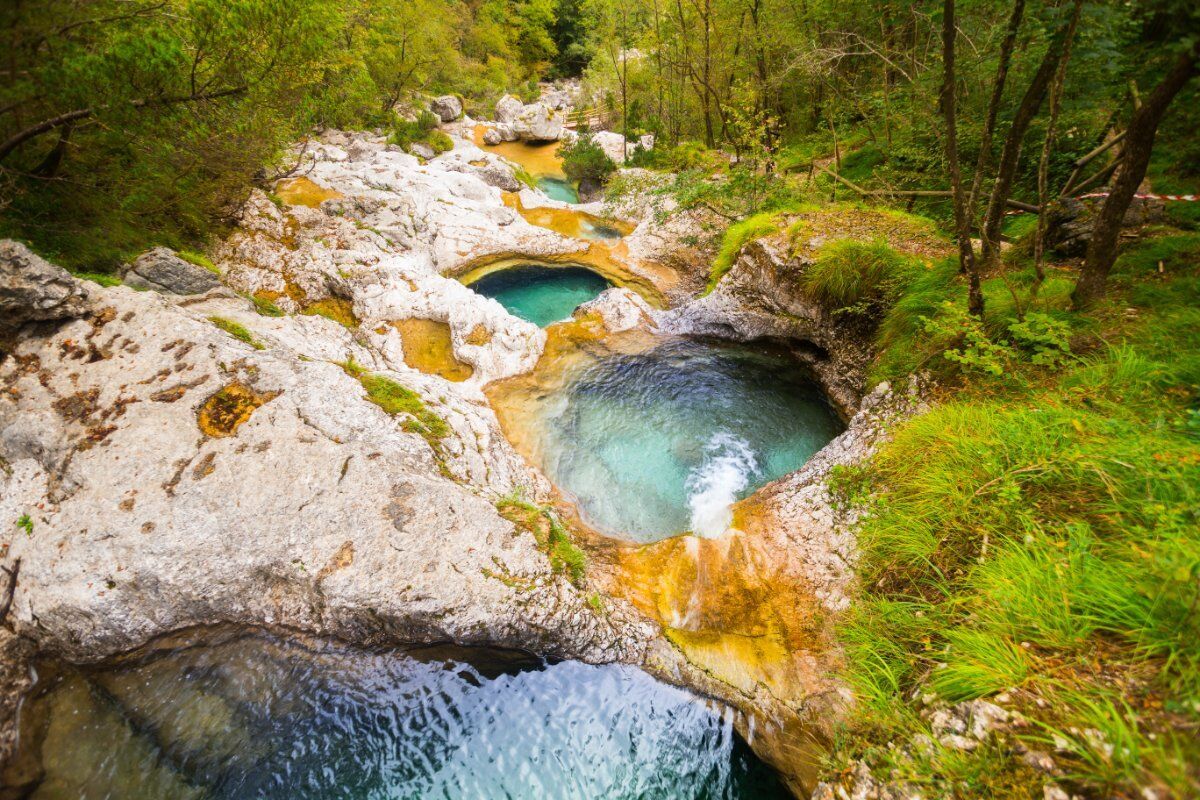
[337,358,450,445]
[827,228,1200,798]
[705,212,780,293]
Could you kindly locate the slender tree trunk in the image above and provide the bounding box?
[1033,0,1082,293]
[979,15,1077,264]
[941,0,983,317]
[1072,45,1199,308]
[967,0,1025,214]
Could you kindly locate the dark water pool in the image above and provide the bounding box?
[470,264,612,327]
[5,632,789,800]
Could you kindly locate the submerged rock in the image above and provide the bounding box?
[123,247,223,295]
[0,240,91,339]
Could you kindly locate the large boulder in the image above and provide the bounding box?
[512,102,563,142]
[0,240,90,338]
[593,130,629,164]
[429,95,463,123]
[123,247,222,295]
[482,127,503,146]
[493,95,564,142]
[477,165,522,192]
[494,94,524,125]
[1045,194,1165,257]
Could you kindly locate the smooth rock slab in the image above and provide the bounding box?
[123,247,222,295]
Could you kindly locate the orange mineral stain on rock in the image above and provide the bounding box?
[392,318,473,382]
[501,192,634,240]
[274,177,344,208]
[197,382,279,438]
[472,125,565,178]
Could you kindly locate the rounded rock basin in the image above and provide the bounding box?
[497,337,845,543]
[4,630,789,799]
[468,263,612,327]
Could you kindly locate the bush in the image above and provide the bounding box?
[560,129,617,185]
[427,130,454,154]
[802,238,918,315]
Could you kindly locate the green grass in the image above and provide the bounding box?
[71,271,123,287]
[826,228,1200,797]
[208,316,264,350]
[802,238,919,313]
[705,212,780,293]
[177,250,218,274]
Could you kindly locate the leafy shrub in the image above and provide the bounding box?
[921,302,1012,376]
[560,129,616,185]
[389,110,441,150]
[1008,312,1072,367]
[803,238,918,316]
[427,130,454,154]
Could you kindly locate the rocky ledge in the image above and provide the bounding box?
[2,125,929,797]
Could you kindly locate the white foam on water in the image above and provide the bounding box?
[686,432,759,537]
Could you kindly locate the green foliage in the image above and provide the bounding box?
[512,165,540,190]
[208,316,264,350]
[921,302,1013,377]
[390,111,442,151]
[16,514,33,536]
[803,239,918,316]
[834,224,1200,795]
[706,212,779,293]
[546,514,587,586]
[495,493,587,586]
[559,129,616,184]
[1008,313,1072,367]
[427,131,455,154]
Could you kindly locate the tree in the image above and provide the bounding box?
[940,0,984,317]
[1072,41,1199,307]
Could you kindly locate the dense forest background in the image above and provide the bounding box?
[2,0,1196,272]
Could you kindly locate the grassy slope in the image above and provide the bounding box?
[823,224,1200,797]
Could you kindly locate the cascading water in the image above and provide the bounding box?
[9,631,789,799]
[686,432,759,537]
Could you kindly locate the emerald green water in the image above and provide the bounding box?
[537,176,580,203]
[526,338,844,542]
[6,631,789,799]
[470,264,612,327]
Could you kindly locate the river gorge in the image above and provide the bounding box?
[0,109,936,799]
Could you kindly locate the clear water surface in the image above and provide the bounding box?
[470,264,612,327]
[531,338,844,541]
[11,632,790,800]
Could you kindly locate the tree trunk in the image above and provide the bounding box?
[1072,45,1199,308]
[978,16,1076,264]
[941,0,983,317]
[1033,0,1082,292]
[967,0,1025,214]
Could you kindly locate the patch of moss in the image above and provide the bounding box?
[208,316,264,350]
[178,250,219,274]
[496,496,587,587]
[336,362,451,450]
